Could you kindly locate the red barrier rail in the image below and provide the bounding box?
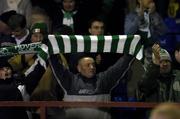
[0,101,179,119]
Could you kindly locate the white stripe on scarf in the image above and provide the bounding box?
[116,35,127,53]
[103,36,112,52]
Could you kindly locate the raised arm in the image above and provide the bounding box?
[138,44,161,97]
[25,59,46,95]
[98,54,135,91]
[49,54,74,91]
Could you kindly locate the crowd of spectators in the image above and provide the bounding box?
[0,0,180,119]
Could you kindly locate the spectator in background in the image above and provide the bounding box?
[30,22,48,43]
[138,44,180,102]
[173,42,180,70]
[88,17,121,73]
[88,17,106,72]
[7,13,32,76]
[19,22,49,76]
[124,0,167,69]
[0,58,28,119]
[50,0,88,34]
[7,13,31,45]
[0,0,32,27]
[29,23,68,119]
[150,103,180,119]
[88,17,105,35]
[6,23,49,119]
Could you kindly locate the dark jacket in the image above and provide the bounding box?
[0,76,29,119]
[138,63,180,102]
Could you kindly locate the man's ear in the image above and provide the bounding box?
[77,64,81,73]
[175,50,178,56]
[88,28,92,34]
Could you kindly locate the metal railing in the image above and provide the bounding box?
[1,101,179,119]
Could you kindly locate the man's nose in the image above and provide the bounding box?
[162,62,168,66]
[89,64,95,69]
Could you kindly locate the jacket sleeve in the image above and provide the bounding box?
[49,54,74,91]
[98,54,135,91]
[25,60,46,95]
[124,12,144,34]
[138,63,160,97]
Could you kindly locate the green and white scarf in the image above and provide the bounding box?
[0,35,143,61]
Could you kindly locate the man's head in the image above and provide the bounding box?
[88,18,105,35]
[0,10,16,35]
[77,57,96,78]
[159,49,172,74]
[150,103,180,119]
[31,22,48,43]
[174,43,180,64]
[0,59,13,79]
[7,13,27,39]
[62,0,76,12]
[137,0,154,9]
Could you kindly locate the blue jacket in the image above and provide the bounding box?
[124,10,167,47]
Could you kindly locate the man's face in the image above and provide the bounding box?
[11,27,26,39]
[89,21,104,35]
[31,33,43,43]
[77,57,96,78]
[63,0,75,12]
[175,50,180,64]
[138,0,154,9]
[160,60,171,74]
[0,67,12,80]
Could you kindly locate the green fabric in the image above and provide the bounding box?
[63,11,74,29]
[63,12,73,19]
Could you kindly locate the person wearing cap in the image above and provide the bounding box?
[19,22,49,69]
[26,23,69,119]
[8,22,48,75]
[137,44,180,102]
[30,22,48,43]
[6,22,49,103]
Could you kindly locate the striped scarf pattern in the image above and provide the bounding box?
[39,35,143,60]
[0,35,143,61]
